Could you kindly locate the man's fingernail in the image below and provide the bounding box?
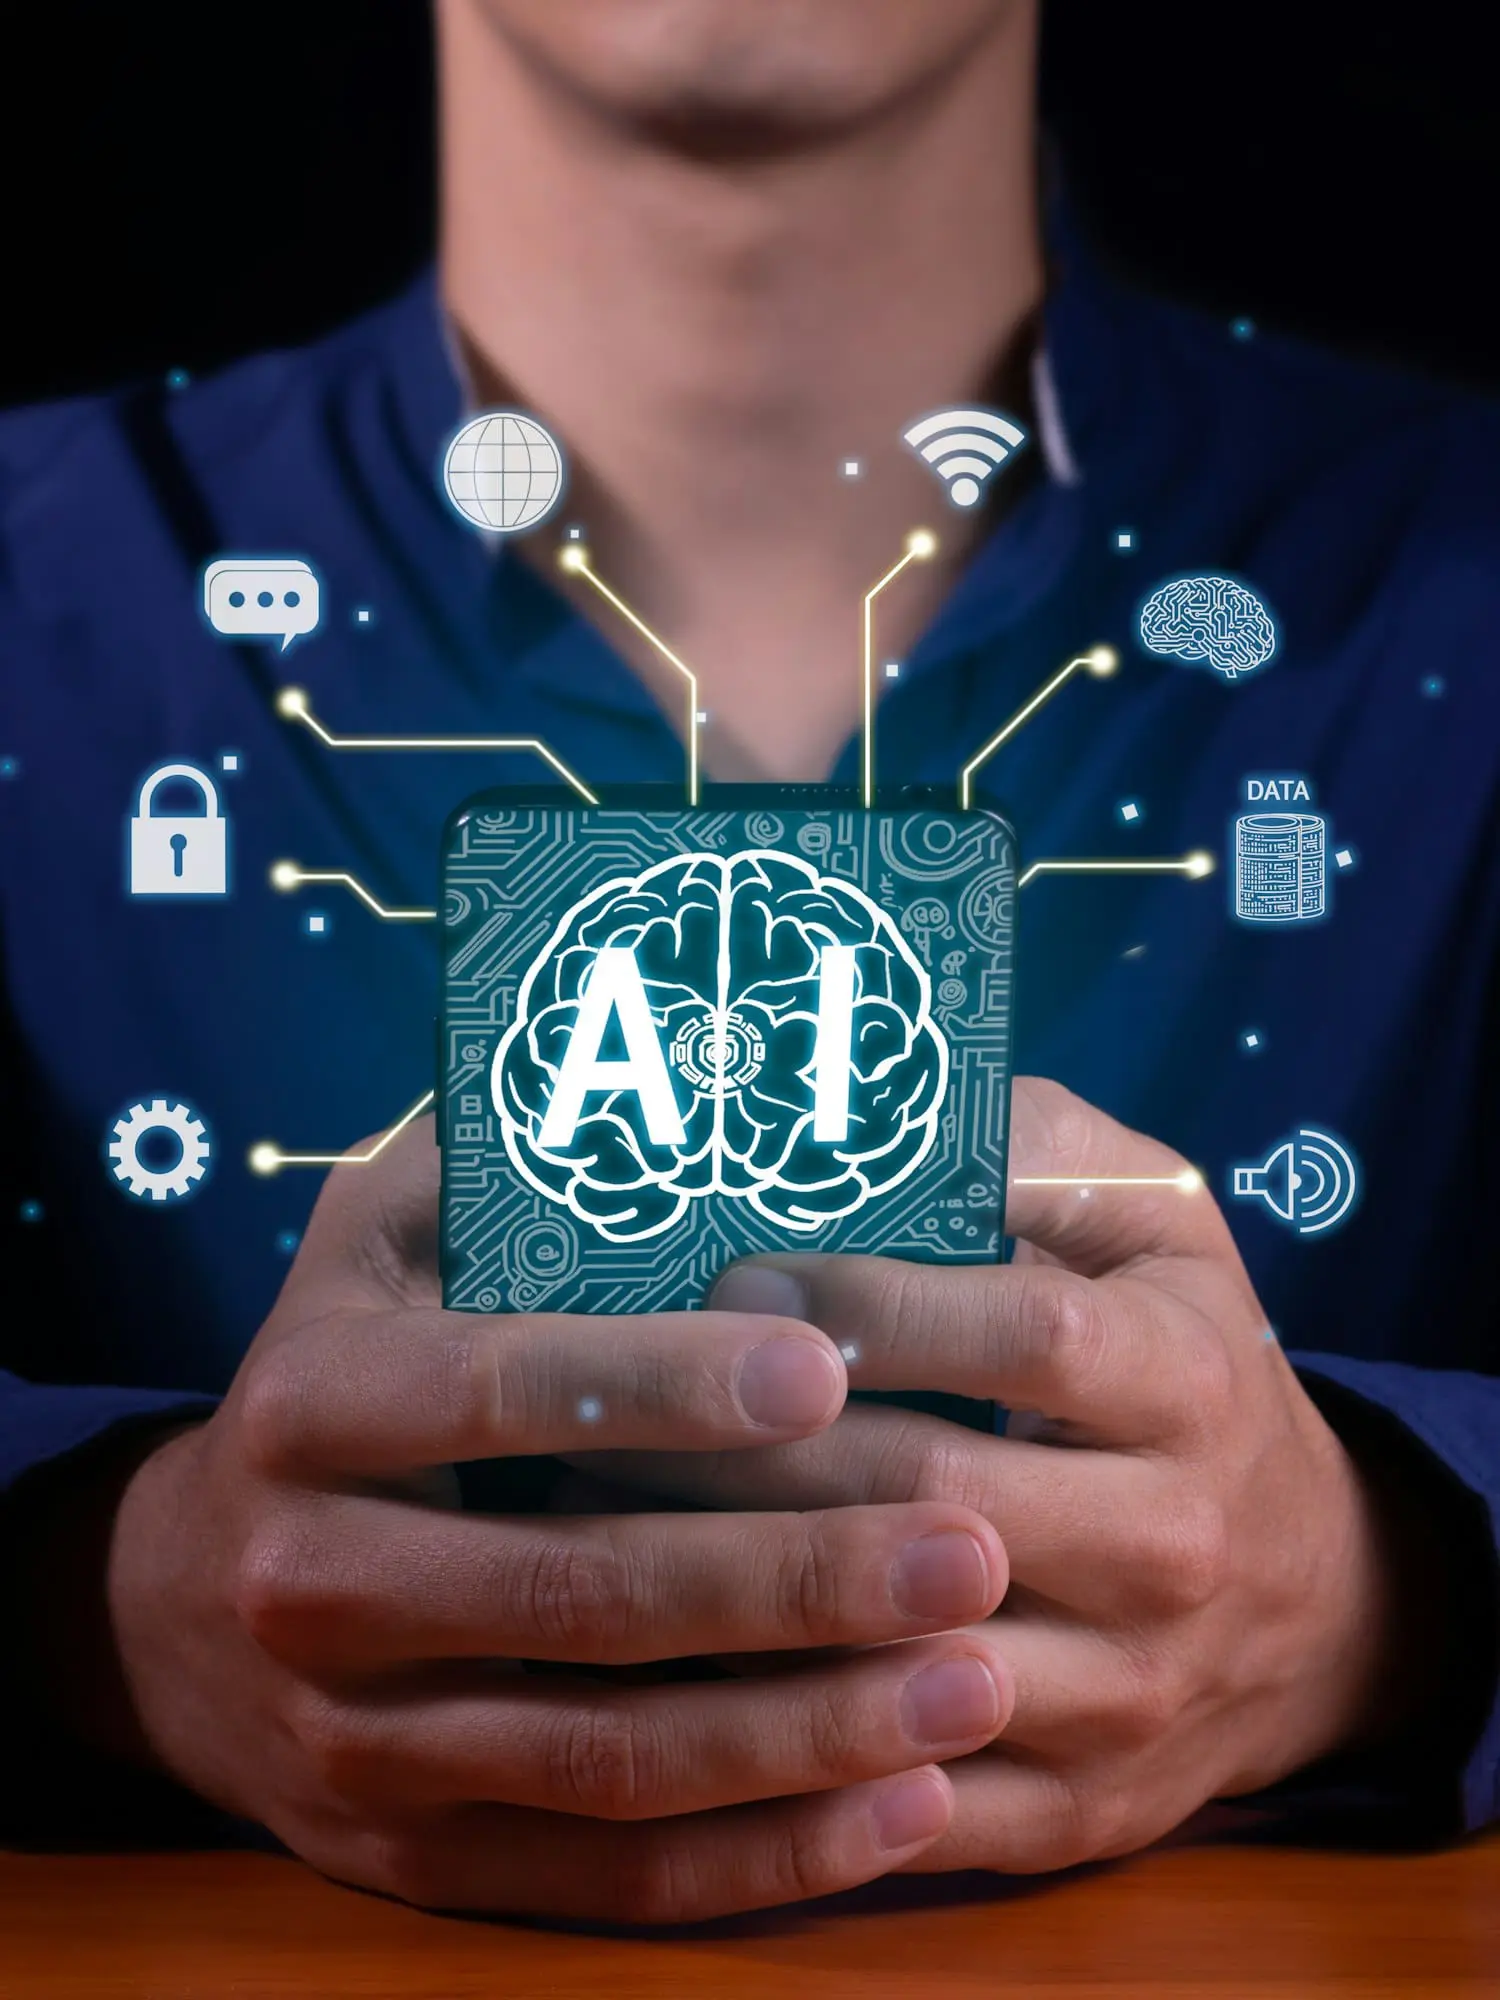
[871,1771,951,1852]
[900,1657,1001,1748]
[891,1530,993,1621]
[712,1262,807,1320]
[735,1338,840,1430]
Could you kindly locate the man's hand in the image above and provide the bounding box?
[89,1118,1014,1921]
[589,1078,1404,1875]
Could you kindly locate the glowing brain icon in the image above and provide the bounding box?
[1139,573,1279,679]
[493,850,949,1242]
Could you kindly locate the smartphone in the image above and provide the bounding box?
[439,783,1014,1436]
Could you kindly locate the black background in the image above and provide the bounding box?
[3,1,1497,408]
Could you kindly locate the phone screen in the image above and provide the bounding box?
[440,781,1015,1448]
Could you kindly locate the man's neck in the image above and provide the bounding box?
[438,5,1044,780]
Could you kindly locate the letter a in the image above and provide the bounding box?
[813,946,856,1142]
[539,947,686,1148]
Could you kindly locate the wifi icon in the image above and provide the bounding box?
[903,407,1028,509]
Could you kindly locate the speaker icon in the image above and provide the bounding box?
[1230,1126,1360,1237]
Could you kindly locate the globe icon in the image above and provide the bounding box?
[442,411,566,534]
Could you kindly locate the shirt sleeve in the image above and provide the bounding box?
[0,953,217,1552]
[0,925,227,1841]
[1287,1352,1500,1835]
[0,1374,226,1848]
[0,1372,218,1499]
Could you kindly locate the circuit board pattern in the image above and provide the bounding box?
[441,788,1016,1315]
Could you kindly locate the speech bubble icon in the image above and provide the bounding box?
[203,558,321,652]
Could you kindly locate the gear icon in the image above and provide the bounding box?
[107,1097,212,1202]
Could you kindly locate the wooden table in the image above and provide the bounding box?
[3,1835,1497,1997]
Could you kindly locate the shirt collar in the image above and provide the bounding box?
[382,198,1121,688]
[421,264,1086,501]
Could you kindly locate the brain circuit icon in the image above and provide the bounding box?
[493,850,950,1242]
[1138,573,1279,679]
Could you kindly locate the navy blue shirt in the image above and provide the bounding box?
[2,222,1497,1836]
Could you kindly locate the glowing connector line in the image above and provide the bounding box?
[958,647,1119,810]
[559,545,700,806]
[276,689,598,805]
[1013,1169,1205,1192]
[863,529,938,808]
[270,861,436,921]
[248,1089,437,1176]
[1020,854,1216,890]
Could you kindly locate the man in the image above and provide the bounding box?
[1,0,1496,1924]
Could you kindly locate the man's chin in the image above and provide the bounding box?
[624,96,886,166]
[461,0,1017,154]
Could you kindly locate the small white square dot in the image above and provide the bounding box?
[838,1342,860,1365]
[842,459,861,478]
[566,525,584,540]
[1115,530,1135,550]
[356,608,371,624]
[577,1395,604,1424]
[306,914,327,934]
[1335,849,1354,869]
[1121,801,1140,822]
[884,661,900,680]
[696,710,709,724]
[1245,1032,1260,1048]
[220,753,239,773]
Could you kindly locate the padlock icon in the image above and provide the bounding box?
[128,763,230,897]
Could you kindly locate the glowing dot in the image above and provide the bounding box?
[577,1395,604,1424]
[276,687,308,718]
[304,912,328,936]
[1242,1030,1263,1052]
[1422,676,1445,698]
[248,1143,282,1177]
[0,756,19,779]
[220,752,240,773]
[1335,848,1355,870]
[696,710,709,724]
[557,544,589,574]
[907,528,939,559]
[885,661,901,680]
[275,1229,301,1256]
[1231,317,1256,341]
[1118,799,1141,823]
[1086,646,1119,676]
[269,861,300,892]
[950,477,982,508]
[1186,851,1216,878]
[355,608,372,625]
[18,1199,43,1224]
[838,1342,860,1365]
[1176,1167,1205,1193]
[166,367,190,390]
[842,459,862,479]
[1078,1188,1092,1201]
[1114,529,1136,552]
